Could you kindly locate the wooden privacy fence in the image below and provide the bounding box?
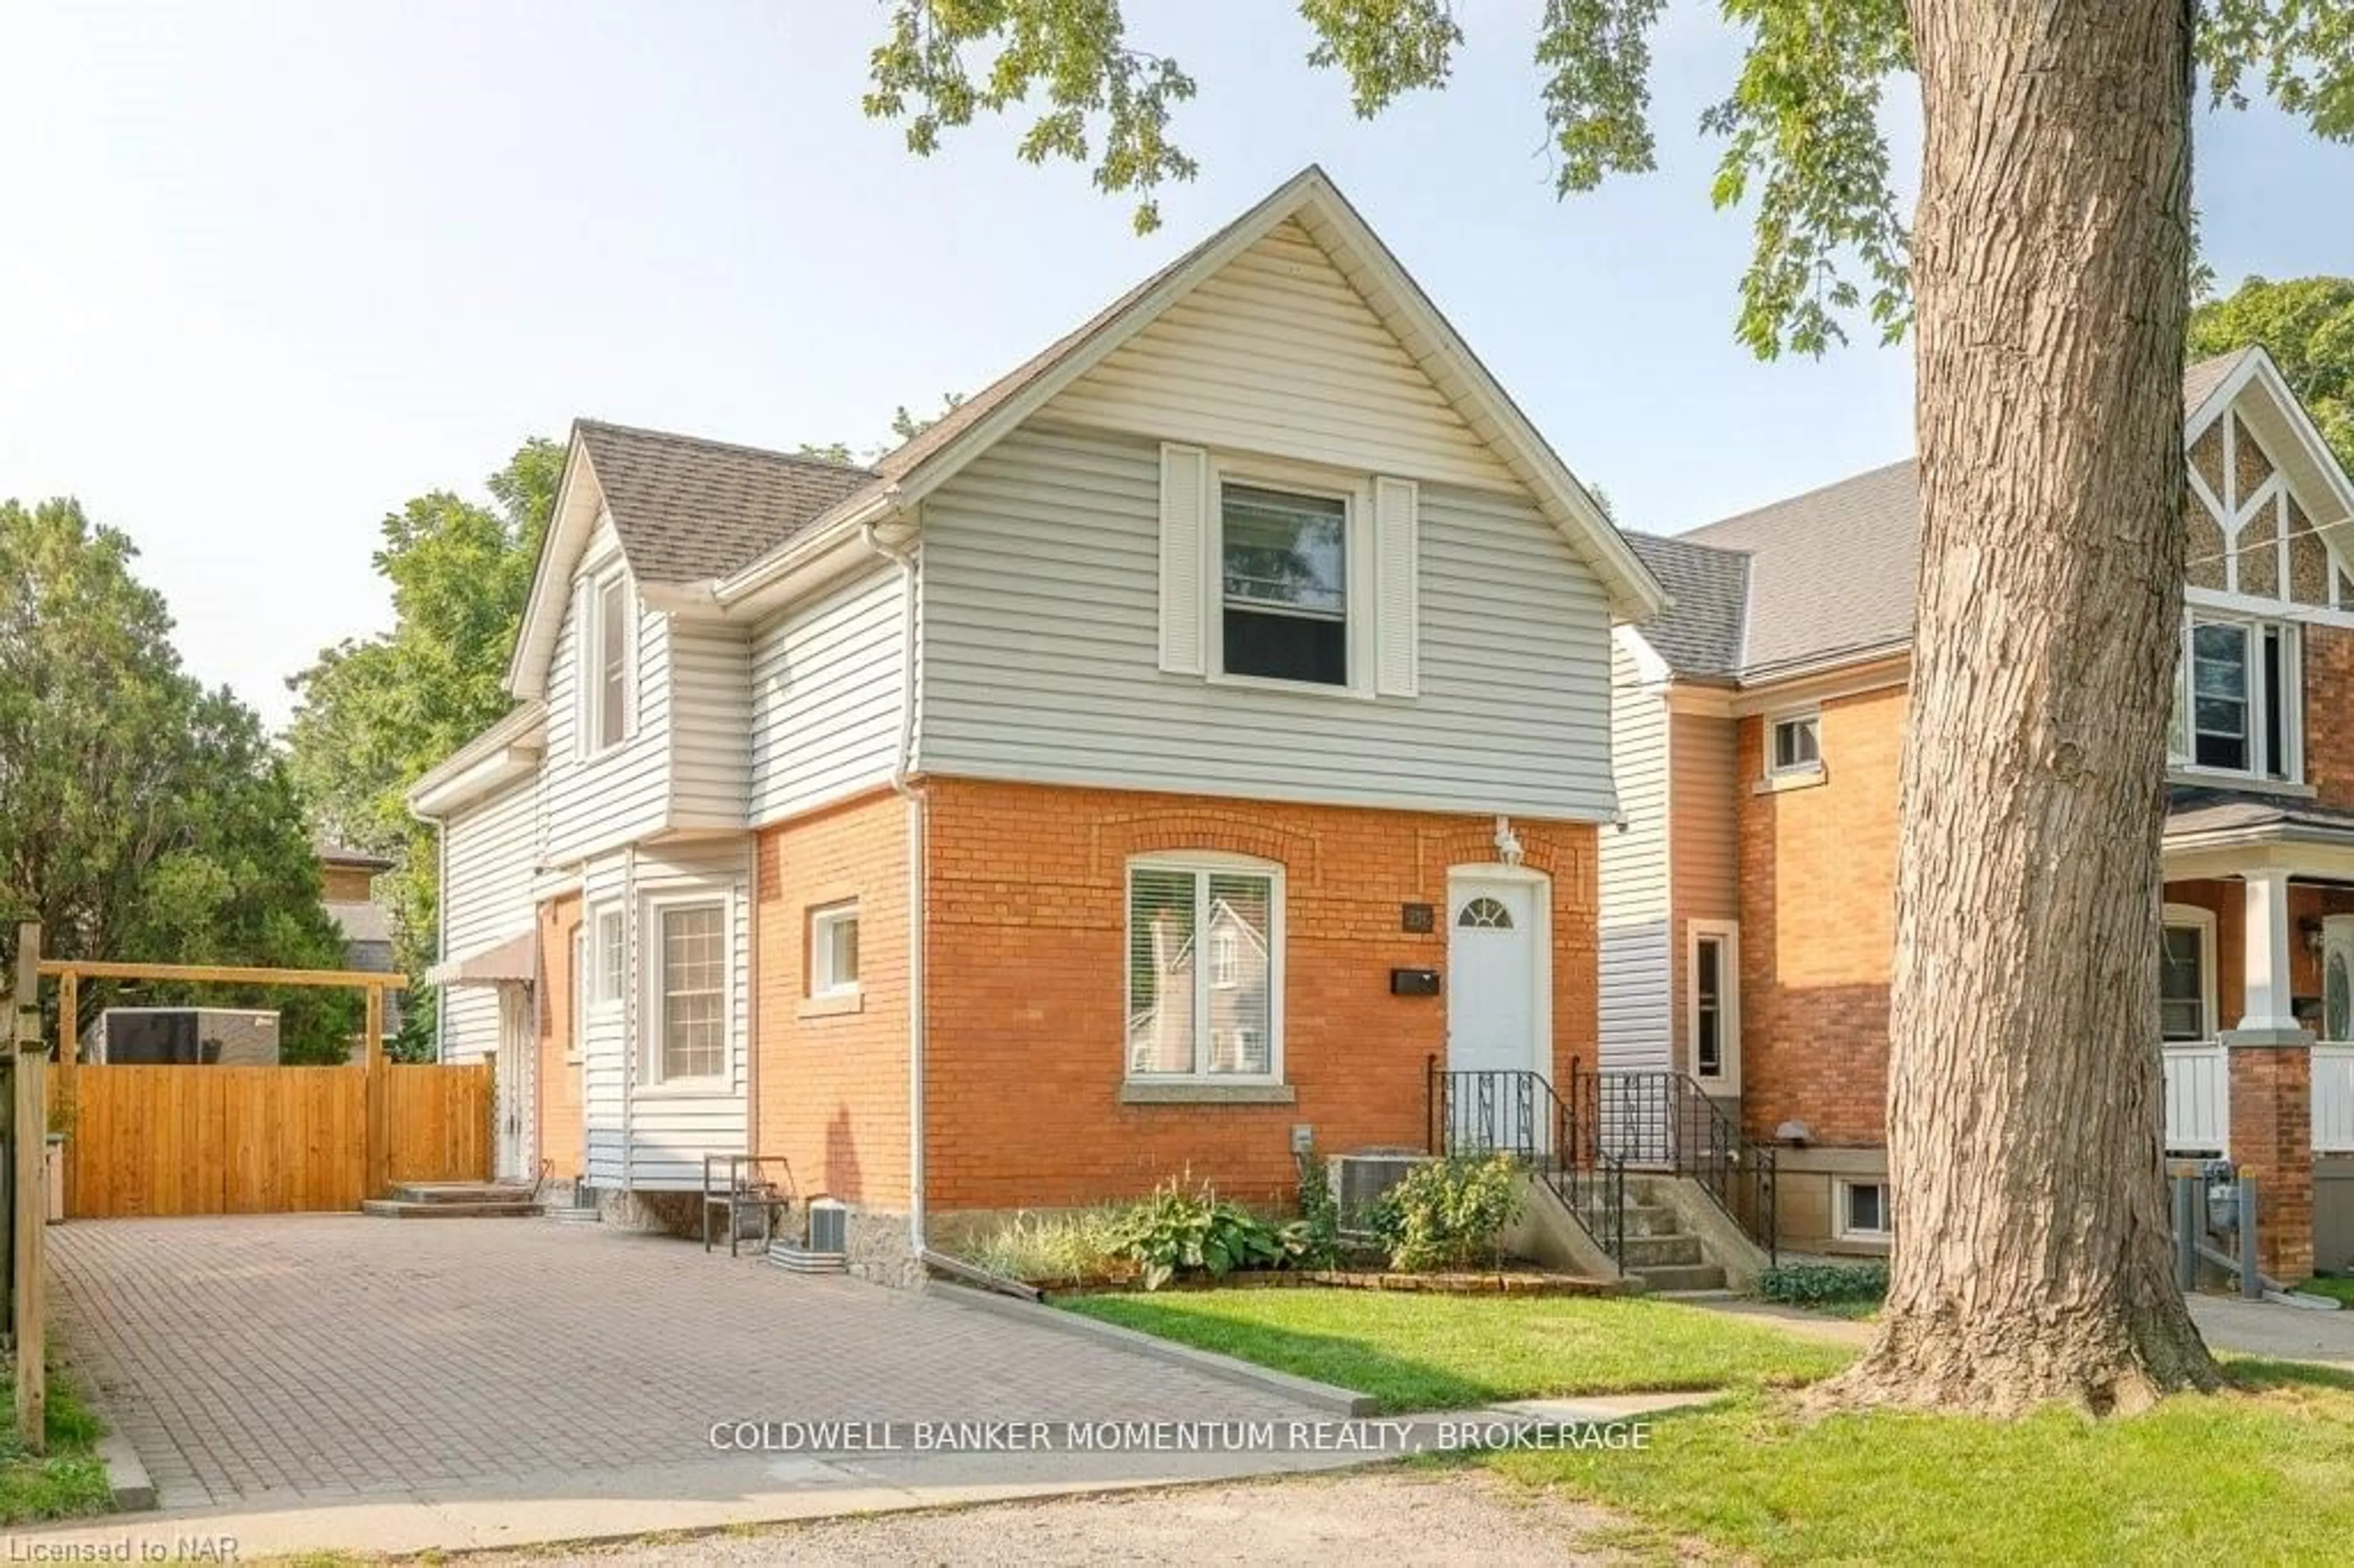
[58,1061,493,1219]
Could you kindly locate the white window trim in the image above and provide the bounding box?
[1686,919,1740,1094]
[2160,902,2220,1045]
[590,905,625,1013]
[1204,455,1377,702]
[2171,612,2301,785]
[567,923,588,1065]
[580,567,637,757]
[1126,851,1286,1086]
[1765,708,1824,780]
[1833,1178,1892,1244]
[641,891,733,1093]
[809,901,861,1000]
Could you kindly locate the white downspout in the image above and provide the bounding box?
[863,519,927,1266]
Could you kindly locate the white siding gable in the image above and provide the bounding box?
[1047,219,1518,492]
[542,519,674,859]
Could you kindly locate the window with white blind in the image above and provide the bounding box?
[582,571,632,754]
[653,900,727,1083]
[810,902,859,997]
[1126,856,1283,1081]
[592,906,624,1008]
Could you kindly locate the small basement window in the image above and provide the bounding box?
[1221,484,1348,686]
[1836,1179,1891,1242]
[1769,712,1821,776]
[810,903,859,997]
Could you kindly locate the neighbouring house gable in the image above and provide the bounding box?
[2183,351,2354,614]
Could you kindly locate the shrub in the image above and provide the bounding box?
[1295,1146,1341,1269]
[1758,1262,1889,1307]
[965,1208,1126,1286]
[1111,1178,1308,1290]
[1369,1154,1523,1272]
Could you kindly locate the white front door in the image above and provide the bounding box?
[494,983,536,1185]
[1446,872,1548,1151]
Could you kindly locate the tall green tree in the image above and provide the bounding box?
[0,499,357,1062]
[856,2,2354,1413]
[286,440,562,1052]
[2192,275,2354,474]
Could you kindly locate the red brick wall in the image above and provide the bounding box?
[2305,626,2354,811]
[536,894,585,1181]
[755,790,913,1208]
[2230,1044,2315,1282]
[920,778,1599,1211]
[1735,685,1905,1145]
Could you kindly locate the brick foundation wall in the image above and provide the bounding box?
[1734,685,1904,1146]
[754,790,913,1209]
[535,894,585,1182]
[918,777,1598,1212]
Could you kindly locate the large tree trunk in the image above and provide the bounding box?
[1829,1,2222,1414]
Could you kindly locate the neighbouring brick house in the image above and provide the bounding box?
[1603,347,2354,1273]
[407,167,1663,1280]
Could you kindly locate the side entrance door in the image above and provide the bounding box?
[494,982,536,1184]
[1444,870,1550,1154]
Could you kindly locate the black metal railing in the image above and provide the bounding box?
[1425,1057,1631,1271]
[1575,1068,1778,1263]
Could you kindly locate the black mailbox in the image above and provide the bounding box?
[1390,967,1441,997]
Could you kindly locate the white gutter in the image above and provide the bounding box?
[861,518,928,1262]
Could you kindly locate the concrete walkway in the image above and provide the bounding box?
[1692,1292,2354,1369]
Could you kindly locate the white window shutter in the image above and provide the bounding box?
[1159,443,1210,676]
[1374,476,1420,696]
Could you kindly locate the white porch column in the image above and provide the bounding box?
[2237,869,2304,1037]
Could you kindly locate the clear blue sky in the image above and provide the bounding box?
[4,3,2347,726]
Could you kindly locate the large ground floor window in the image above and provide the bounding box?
[1126,855,1283,1081]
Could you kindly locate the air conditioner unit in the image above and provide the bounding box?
[1331,1151,1427,1230]
[807,1197,848,1254]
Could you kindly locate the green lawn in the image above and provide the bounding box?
[1482,1361,2354,1565]
[1061,1288,1851,1412]
[0,1371,112,1526]
[2298,1275,2354,1306]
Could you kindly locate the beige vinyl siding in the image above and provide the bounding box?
[669,618,754,831]
[437,775,537,1062]
[748,567,905,826]
[581,852,630,1189]
[1598,637,1672,1072]
[1666,706,1742,1067]
[914,424,1617,820]
[543,524,671,861]
[577,839,751,1192]
[1046,220,1517,493]
[627,837,751,1190]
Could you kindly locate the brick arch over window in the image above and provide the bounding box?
[1091,811,1318,881]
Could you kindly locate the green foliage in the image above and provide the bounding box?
[0,1368,113,1525]
[965,1206,1127,1285]
[1295,1147,1341,1269]
[0,499,358,1060]
[861,2,2354,357]
[1757,1261,1889,1308]
[1109,1178,1308,1290]
[1367,1154,1522,1273]
[286,440,562,1011]
[2190,275,2354,476]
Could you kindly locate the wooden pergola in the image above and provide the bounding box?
[4,927,408,1452]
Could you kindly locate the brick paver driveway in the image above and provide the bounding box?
[52,1216,1314,1511]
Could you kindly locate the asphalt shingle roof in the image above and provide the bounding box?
[574,421,877,585]
[1636,352,2258,680]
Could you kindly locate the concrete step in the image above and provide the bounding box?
[1620,1233,1704,1269]
[1632,1262,1727,1292]
[362,1198,544,1219]
[386,1182,536,1205]
[1564,1201,1683,1238]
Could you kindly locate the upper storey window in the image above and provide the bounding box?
[1221,484,1349,687]
[582,571,633,755]
[2170,614,2298,782]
